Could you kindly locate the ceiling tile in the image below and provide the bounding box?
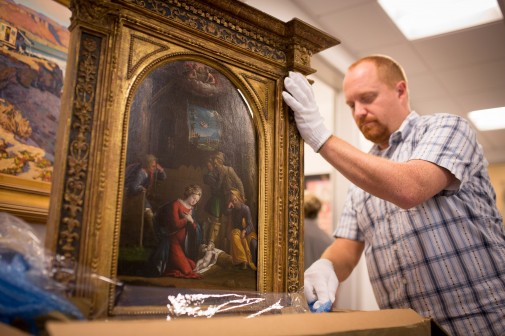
[412,22,505,70]
[438,58,505,95]
[408,73,448,100]
[411,97,461,116]
[292,0,374,17]
[313,2,405,53]
[457,87,505,111]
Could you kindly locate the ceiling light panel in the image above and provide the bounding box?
[378,0,503,40]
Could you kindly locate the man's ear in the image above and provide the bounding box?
[396,81,407,98]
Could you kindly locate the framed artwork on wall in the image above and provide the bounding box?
[0,0,70,223]
[45,0,339,318]
[305,174,333,236]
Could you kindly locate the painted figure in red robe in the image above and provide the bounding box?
[154,184,203,279]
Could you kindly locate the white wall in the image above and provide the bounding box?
[303,78,335,176]
[305,75,378,311]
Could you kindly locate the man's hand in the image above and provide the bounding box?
[304,259,339,312]
[282,71,332,152]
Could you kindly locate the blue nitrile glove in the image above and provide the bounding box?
[304,259,338,313]
[0,252,84,323]
[308,300,333,313]
[282,71,332,152]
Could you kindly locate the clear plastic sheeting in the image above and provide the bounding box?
[0,212,49,277]
[0,212,84,335]
[166,290,309,320]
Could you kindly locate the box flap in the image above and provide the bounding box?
[47,309,431,336]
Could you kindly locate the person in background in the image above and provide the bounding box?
[283,55,505,335]
[303,192,333,271]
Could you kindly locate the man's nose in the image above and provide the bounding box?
[354,103,367,119]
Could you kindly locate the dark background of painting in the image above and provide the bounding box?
[126,60,258,223]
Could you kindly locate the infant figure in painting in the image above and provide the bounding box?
[193,241,221,274]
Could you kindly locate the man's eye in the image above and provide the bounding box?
[361,94,376,104]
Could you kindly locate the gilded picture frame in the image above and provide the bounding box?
[45,0,339,319]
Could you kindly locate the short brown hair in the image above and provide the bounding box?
[349,54,407,89]
[304,192,322,219]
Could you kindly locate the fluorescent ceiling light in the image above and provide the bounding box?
[468,107,505,131]
[378,0,503,40]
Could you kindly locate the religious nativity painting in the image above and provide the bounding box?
[117,60,259,306]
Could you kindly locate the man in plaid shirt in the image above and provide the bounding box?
[283,55,505,335]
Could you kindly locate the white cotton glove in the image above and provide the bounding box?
[304,258,339,313]
[282,71,332,152]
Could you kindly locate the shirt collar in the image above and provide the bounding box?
[370,111,419,154]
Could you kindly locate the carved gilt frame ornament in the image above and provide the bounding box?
[46,0,339,318]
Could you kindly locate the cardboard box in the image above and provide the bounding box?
[0,323,31,336]
[46,309,446,336]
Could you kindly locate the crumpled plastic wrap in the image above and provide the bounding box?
[0,212,84,334]
[165,290,309,320]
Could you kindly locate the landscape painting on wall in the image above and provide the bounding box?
[0,0,70,182]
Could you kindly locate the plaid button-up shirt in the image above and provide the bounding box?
[335,112,505,335]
